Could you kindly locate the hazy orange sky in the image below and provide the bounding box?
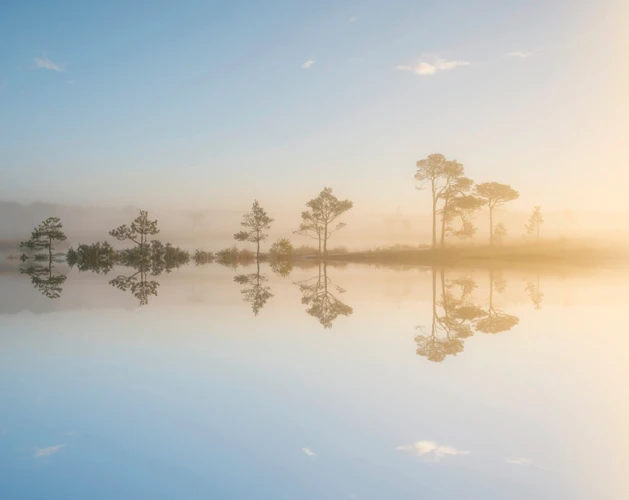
[1,0,627,215]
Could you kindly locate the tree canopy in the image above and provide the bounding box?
[234,200,274,260]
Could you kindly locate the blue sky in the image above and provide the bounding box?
[0,0,626,213]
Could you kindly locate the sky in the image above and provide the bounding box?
[0,0,627,215]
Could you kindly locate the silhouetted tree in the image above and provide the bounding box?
[444,195,486,241]
[525,206,544,242]
[493,222,507,245]
[234,260,274,315]
[415,154,470,248]
[234,200,274,262]
[435,163,474,247]
[294,261,353,328]
[109,210,159,262]
[20,217,67,264]
[474,182,519,246]
[294,187,353,257]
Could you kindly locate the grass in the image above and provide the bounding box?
[320,242,628,268]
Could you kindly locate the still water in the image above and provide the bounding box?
[1,261,628,499]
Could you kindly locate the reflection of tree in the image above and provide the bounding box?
[234,261,274,315]
[20,262,67,299]
[525,275,543,310]
[294,261,353,328]
[109,263,159,307]
[415,269,482,362]
[415,268,519,363]
[475,270,519,334]
[269,259,293,278]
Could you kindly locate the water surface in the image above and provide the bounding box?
[1,262,628,499]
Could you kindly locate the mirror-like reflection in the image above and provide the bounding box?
[234,260,274,315]
[415,268,519,362]
[294,261,353,328]
[525,274,544,310]
[19,262,67,300]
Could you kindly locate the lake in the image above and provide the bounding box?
[1,261,628,499]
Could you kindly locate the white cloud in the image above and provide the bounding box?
[395,58,470,76]
[302,60,315,69]
[302,447,316,457]
[65,80,75,85]
[34,444,64,458]
[506,457,533,465]
[34,57,62,71]
[348,17,357,23]
[504,51,532,59]
[396,440,470,461]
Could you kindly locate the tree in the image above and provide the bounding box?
[436,163,474,247]
[415,154,471,248]
[20,217,67,264]
[493,222,507,245]
[234,200,274,262]
[525,206,544,242]
[474,182,519,246]
[443,195,486,241]
[294,187,353,257]
[109,210,159,262]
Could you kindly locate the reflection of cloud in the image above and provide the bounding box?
[34,444,64,458]
[504,51,532,59]
[396,440,469,460]
[34,57,61,71]
[302,447,315,457]
[302,60,315,69]
[396,58,470,76]
[506,457,533,465]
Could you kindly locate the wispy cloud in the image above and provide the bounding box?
[34,57,61,71]
[302,447,316,457]
[506,457,533,465]
[395,58,470,76]
[65,80,75,85]
[348,17,357,23]
[503,51,532,59]
[302,60,315,70]
[396,440,470,461]
[34,444,64,458]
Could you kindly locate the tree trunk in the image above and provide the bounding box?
[431,196,437,249]
[440,201,447,248]
[489,206,494,246]
[256,238,260,263]
[48,236,52,266]
[323,220,328,258]
[431,266,437,336]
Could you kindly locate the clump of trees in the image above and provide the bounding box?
[294,187,353,257]
[215,246,255,268]
[414,154,521,247]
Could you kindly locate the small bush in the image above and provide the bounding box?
[269,238,294,261]
[193,249,215,265]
